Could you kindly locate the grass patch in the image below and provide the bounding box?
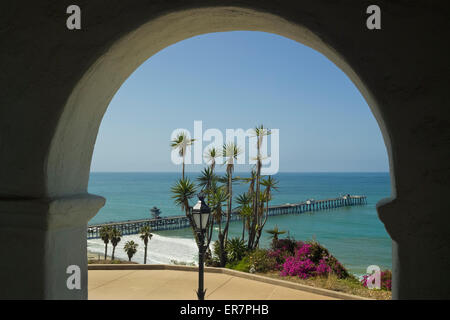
[226,256,251,272]
[261,271,391,300]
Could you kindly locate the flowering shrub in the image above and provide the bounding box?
[280,257,316,279]
[248,249,277,273]
[267,248,291,269]
[271,237,298,255]
[361,269,392,291]
[276,240,350,280]
[268,237,303,268]
[316,258,332,276]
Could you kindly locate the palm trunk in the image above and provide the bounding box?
[144,245,147,264]
[186,206,200,245]
[182,161,185,180]
[206,219,214,250]
[249,161,261,250]
[223,172,232,243]
[247,179,257,249]
[218,232,226,267]
[112,246,115,260]
[254,201,267,248]
[104,243,108,260]
[205,162,215,250]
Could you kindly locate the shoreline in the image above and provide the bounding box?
[87,232,199,265]
[87,233,370,279]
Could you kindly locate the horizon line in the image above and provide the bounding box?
[90,170,390,174]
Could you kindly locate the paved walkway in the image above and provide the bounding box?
[88,269,338,300]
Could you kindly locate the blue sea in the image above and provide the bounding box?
[87,172,392,275]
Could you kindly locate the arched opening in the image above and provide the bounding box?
[53,8,395,299]
[86,31,392,282]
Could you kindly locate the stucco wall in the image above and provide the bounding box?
[0,0,449,299]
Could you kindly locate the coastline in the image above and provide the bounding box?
[87,233,199,265]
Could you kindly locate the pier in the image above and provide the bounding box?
[87,195,367,239]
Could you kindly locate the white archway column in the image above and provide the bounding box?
[0,194,104,299]
[378,196,450,299]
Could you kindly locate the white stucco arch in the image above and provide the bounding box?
[1,1,448,299]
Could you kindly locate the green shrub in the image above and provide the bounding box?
[249,249,277,273]
[208,240,227,267]
[271,237,298,254]
[226,237,247,263]
[306,240,331,264]
[226,255,251,272]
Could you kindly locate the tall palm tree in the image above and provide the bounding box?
[110,228,122,260]
[254,175,280,246]
[261,176,279,212]
[236,192,252,241]
[123,240,138,262]
[248,125,271,249]
[237,170,257,196]
[197,167,216,194]
[171,178,198,243]
[99,226,112,260]
[254,191,268,248]
[204,146,219,173]
[171,131,195,179]
[171,178,197,217]
[222,142,242,248]
[140,226,153,264]
[197,168,219,257]
[209,184,229,266]
[210,185,229,235]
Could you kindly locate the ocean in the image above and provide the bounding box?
[87,172,392,275]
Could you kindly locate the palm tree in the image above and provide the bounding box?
[237,170,257,196]
[222,142,242,249]
[110,228,122,260]
[171,178,198,243]
[236,171,260,246]
[210,185,229,234]
[204,146,219,173]
[248,125,271,249]
[235,192,252,241]
[140,226,153,264]
[171,178,197,217]
[255,191,268,247]
[171,131,195,179]
[254,176,279,247]
[209,185,229,266]
[123,240,138,262]
[150,206,161,219]
[266,225,286,244]
[99,226,112,260]
[197,168,219,258]
[197,167,216,194]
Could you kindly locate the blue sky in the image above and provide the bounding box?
[90,31,388,173]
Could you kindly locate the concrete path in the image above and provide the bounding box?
[88,269,338,300]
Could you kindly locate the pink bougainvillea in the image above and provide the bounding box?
[361,270,392,291]
[273,241,350,280]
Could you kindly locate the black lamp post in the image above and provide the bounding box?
[189,192,211,300]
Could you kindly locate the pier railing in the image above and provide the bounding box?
[87,195,366,239]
